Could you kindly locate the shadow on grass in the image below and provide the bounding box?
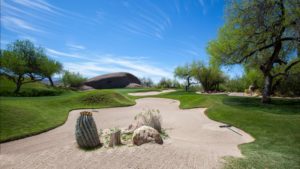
[222,96,300,115]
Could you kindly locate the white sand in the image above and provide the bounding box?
[128,89,176,96]
[0,98,254,169]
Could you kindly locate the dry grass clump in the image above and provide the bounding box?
[135,109,162,133]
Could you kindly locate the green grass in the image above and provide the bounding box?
[0,90,135,142]
[157,91,300,169]
[1,87,299,168]
[0,76,69,97]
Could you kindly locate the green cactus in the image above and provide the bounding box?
[75,111,101,148]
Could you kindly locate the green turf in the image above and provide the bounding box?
[0,76,69,97]
[1,88,299,168]
[0,90,135,142]
[157,91,300,169]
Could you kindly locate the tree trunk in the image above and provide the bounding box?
[262,74,273,103]
[109,130,121,147]
[14,75,22,94]
[48,76,54,86]
[185,76,191,92]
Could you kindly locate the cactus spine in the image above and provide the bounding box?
[75,111,101,148]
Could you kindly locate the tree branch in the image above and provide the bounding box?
[22,78,45,84]
[0,72,17,83]
[238,37,300,63]
[272,60,300,78]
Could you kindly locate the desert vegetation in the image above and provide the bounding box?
[207,0,300,103]
[0,40,62,93]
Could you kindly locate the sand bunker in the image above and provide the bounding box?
[128,89,176,96]
[0,98,253,169]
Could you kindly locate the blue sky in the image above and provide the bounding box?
[1,0,243,82]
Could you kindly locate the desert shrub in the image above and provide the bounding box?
[61,70,86,88]
[156,78,173,88]
[225,77,247,92]
[79,91,134,106]
[275,73,300,96]
[140,77,154,87]
[135,109,162,133]
[19,88,63,97]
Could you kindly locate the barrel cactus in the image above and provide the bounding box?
[75,111,101,148]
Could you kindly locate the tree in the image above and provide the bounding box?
[61,70,86,88]
[192,62,226,92]
[157,77,173,89]
[0,40,62,93]
[174,62,197,91]
[140,77,154,87]
[0,50,28,93]
[207,0,300,103]
[37,55,63,86]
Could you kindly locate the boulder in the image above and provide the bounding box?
[132,126,163,146]
[126,83,142,88]
[83,72,141,89]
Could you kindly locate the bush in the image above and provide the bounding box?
[61,71,86,88]
[135,109,162,133]
[225,77,248,92]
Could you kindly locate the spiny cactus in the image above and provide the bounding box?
[75,111,101,148]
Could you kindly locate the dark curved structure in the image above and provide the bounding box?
[84,72,141,89]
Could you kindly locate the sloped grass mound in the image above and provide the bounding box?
[0,76,67,97]
[80,90,134,106]
[0,90,135,142]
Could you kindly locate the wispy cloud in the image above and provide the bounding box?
[66,43,86,50]
[45,48,172,81]
[2,0,98,40]
[119,1,172,39]
[1,16,43,33]
[102,57,171,77]
[12,0,62,15]
[198,0,207,14]
[46,48,84,59]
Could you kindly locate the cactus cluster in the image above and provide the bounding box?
[75,111,101,148]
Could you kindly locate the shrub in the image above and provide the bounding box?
[135,109,162,133]
[61,70,86,88]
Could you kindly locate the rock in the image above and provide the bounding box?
[79,85,95,91]
[126,83,142,88]
[83,72,141,89]
[132,126,163,146]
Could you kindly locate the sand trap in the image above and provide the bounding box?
[128,89,176,96]
[0,98,254,169]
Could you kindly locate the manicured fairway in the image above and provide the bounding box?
[158,91,300,169]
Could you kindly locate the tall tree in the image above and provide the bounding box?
[207,0,300,103]
[174,62,197,91]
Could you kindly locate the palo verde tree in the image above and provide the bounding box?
[174,62,198,91]
[0,40,62,93]
[207,0,300,103]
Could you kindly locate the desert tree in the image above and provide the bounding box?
[207,0,300,103]
[140,77,154,87]
[61,70,86,88]
[0,50,29,93]
[0,40,62,93]
[192,61,226,92]
[174,62,198,91]
[37,54,63,86]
